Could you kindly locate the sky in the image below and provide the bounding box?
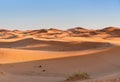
[0,0,120,30]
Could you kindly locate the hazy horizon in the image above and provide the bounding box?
[0,0,120,30]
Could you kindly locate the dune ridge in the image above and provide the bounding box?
[0,38,112,51]
[0,27,120,39]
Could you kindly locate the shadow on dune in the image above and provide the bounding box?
[0,38,112,51]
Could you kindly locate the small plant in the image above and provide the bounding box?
[65,72,90,82]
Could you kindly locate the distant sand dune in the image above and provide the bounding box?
[0,38,112,51]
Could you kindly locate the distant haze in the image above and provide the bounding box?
[0,0,120,30]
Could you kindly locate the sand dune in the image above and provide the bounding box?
[0,27,120,82]
[0,27,120,39]
[0,38,112,51]
[0,48,105,64]
[1,46,119,76]
[0,46,119,82]
[0,37,112,64]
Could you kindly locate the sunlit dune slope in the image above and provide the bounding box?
[0,46,119,78]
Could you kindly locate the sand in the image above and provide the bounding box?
[0,27,120,82]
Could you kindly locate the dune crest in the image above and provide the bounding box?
[0,27,120,39]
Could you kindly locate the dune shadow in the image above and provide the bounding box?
[0,38,112,51]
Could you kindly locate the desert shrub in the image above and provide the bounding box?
[65,72,90,82]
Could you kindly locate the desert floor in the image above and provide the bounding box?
[0,37,120,82]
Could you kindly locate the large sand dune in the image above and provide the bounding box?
[0,38,112,51]
[0,45,120,82]
[0,37,112,64]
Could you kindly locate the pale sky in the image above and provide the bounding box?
[0,0,120,30]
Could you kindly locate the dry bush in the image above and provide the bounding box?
[65,72,90,82]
